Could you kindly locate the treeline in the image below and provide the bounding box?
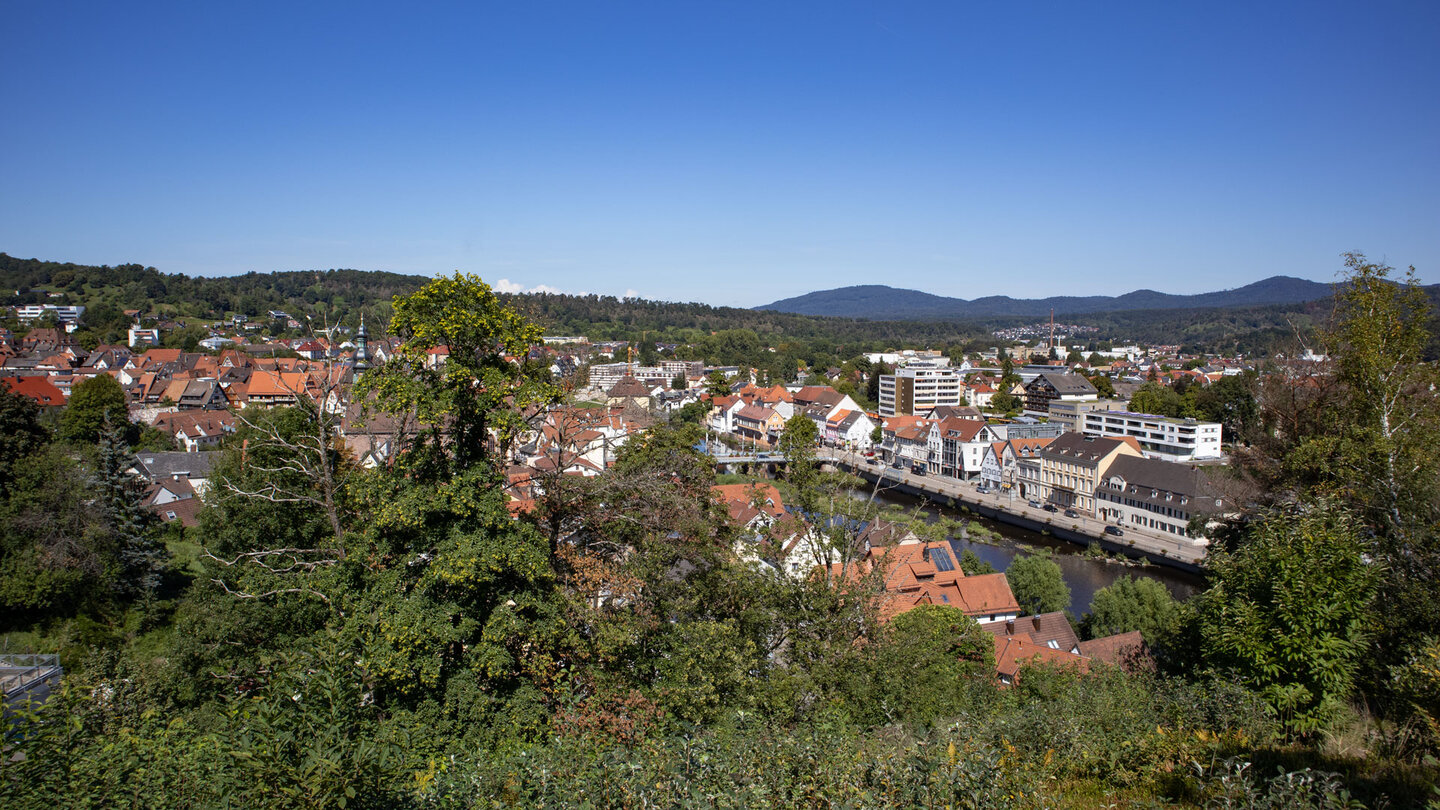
[0,253,428,324]
[5,253,1390,363]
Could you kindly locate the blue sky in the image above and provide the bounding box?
[3,2,1437,307]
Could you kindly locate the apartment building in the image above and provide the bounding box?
[1047,398,1122,433]
[878,362,964,417]
[1082,410,1222,462]
[1023,373,1097,416]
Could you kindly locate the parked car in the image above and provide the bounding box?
[1104,525,1125,537]
[911,465,927,476]
[1042,504,1058,513]
[976,485,991,494]
[1027,499,1042,509]
[1063,509,1079,518]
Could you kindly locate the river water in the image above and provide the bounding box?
[863,488,1203,616]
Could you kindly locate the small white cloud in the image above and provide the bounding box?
[492,278,525,294]
[529,284,566,295]
[623,289,640,299]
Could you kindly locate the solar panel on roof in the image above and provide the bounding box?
[931,548,955,572]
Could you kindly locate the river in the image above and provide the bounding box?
[863,487,1203,616]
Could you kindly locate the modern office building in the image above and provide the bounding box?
[1082,410,1223,462]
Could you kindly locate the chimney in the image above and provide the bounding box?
[1005,618,1015,635]
[1032,614,1042,630]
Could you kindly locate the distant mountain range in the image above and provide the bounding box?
[754,276,1338,320]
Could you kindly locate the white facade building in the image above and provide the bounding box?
[1082,411,1223,462]
[17,304,85,331]
[878,362,964,417]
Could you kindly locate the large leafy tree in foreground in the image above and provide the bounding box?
[1194,499,1375,735]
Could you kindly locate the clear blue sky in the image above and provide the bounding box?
[3,1,1437,307]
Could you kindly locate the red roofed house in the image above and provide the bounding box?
[733,404,784,446]
[2,375,66,408]
[826,542,1023,626]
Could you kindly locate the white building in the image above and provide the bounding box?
[878,362,964,417]
[128,326,161,348]
[17,304,85,330]
[1082,410,1223,462]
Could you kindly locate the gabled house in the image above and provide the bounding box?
[129,451,215,498]
[1095,454,1222,537]
[929,417,1002,479]
[992,635,1090,687]
[605,376,652,409]
[879,415,931,466]
[792,386,861,422]
[827,542,1023,626]
[828,409,877,450]
[1,375,66,408]
[1031,432,1143,513]
[243,370,315,408]
[152,410,237,451]
[1023,373,1098,416]
[706,394,746,434]
[983,611,1082,655]
[733,404,784,446]
[979,436,1056,491]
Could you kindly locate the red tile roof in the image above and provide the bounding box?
[2,375,65,407]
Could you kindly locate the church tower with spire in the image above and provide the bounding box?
[353,315,370,380]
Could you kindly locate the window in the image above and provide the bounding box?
[1046,639,1059,649]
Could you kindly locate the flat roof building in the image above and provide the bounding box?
[1082,410,1222,462]
[878,364,964,417]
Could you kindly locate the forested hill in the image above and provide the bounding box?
[3,252,1405,357]
[0,253,432,321]
[756,276,1338,320]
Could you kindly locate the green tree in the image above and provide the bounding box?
[1193,500,1376,735]
[1089,374,1116,399]
[59,373,130,445]
[874,605,994,723]
[1194,371,1259,442]
[778,414,821,511]
[1128,381,1186,417]
[1328,254,1439,588]
[670,372,686,391]
[358,273,559,474]
[866,362,888,404]
[989,392,1021,414]
[95,418,164,598]
[959,548,996,575]
[0,384,49,497]
[1084,575,1177,644]
[1006,554,1070,616]
[704,370,730,398]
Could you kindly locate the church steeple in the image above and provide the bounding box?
[354,315,370,377]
